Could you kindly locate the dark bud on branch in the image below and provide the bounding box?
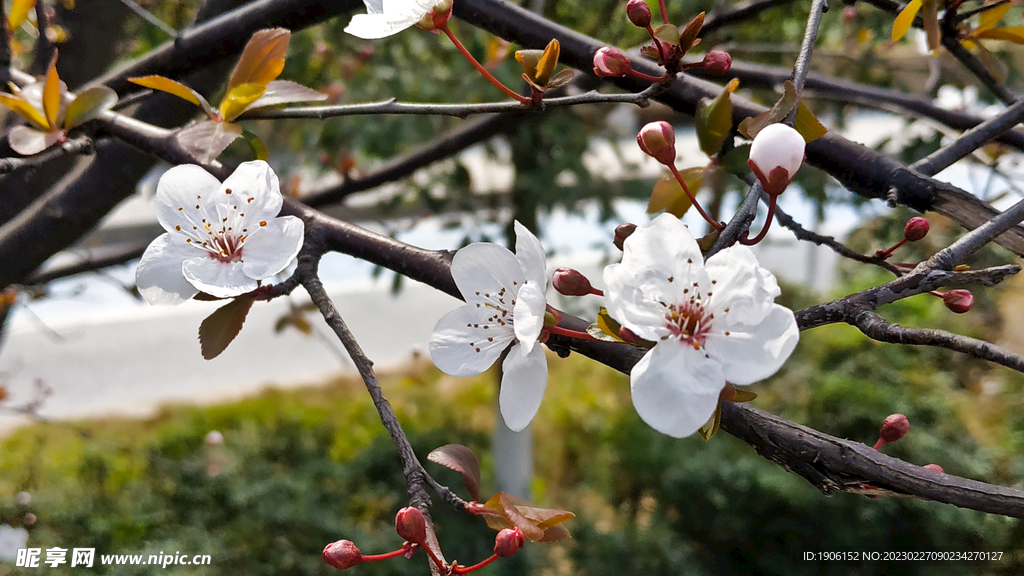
[903,217,930,242]
[626,0,652,28]
[553,268,594,296]
[701,50,731,75]
[614,223,637,251]
[395,507,427,544]
[323,540,362,570]
[942,289,973,314]
[879,413,910,444]
[494,528,526,558]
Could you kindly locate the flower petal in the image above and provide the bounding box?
[7,126,60,155]
[512,280,546,353]
[704,244,780,327]
[513,221,547,288]
[430,304,515,376]
[630,339,725,438]
[240,215,304,280]
[154,164,223,234]
[450,242,525,303]
[704,304,798,385]
[344,13,422,39]
[135,233,200,305]
[499,342,548,431]
[622,213,703,276]
[219,160,283,226]
[182,256,258,298]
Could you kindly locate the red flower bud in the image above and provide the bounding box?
[593,46,632,77]
[395,507,427,544]
[637,121,677,165]
[323,540,362,570]
[903,217,930,242]
[701,50,732,75]
[879,413,910,444]
[553,268,593,296]
[494,528,526,558]
[923,463,944,473]
[617,326,646,346]
[626,0,652,28]
[614,223,637,251]
[943,289,973,314]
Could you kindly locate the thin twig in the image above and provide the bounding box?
[706,179,762,258]
[240,85,663,121]
[772,203,903,276]
[854,309,1024,372]
[911,97,1024,177]
[116,0,178,38]
[28,0,52,76]
[0,136,94,175]
[702,0,797,34]
[788,0,827,97]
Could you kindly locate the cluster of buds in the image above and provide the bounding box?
[323,507,527,573]
[592,46,731,81]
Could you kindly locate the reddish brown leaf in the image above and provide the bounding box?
[199,294,255,360]
[428,444,482,501]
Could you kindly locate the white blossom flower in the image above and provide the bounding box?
[0,524,28,562]
[136,160,304,305]
[748,123,805,195]
[429,222,549,432]
[603,214,799,438]
[344,0,439,39]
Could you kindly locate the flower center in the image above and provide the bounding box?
[465,283,519,353]
[173,188,267,263]
[662,281,714,349]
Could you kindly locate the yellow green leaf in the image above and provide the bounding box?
[648,167,704,218]
[974,26,1024,43]
[129,75,217,118]
[535,39,560,86]
[0,92,49,129]
[64,85,117,128]
[42,51,61,129]
[731,389,758,402]
[586,321,624,342]
[738,80,797,140]
[794,101,827,143]
[892,0,922,42]
[219,83,267,122]
[515,49,542,83]
[978,2,1011,32]
[652,23,680,46]
[240,129,269,161]
[596,307,625,342]
[697,404,721,440]
[9,0,35,29]
[696,77,739,157]
[227,28,290,91]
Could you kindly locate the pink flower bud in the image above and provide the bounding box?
[553,267,593,296]
[494,528,525,558]
[701,50,732,75]
[747,123,805,195]
[593,47,632,77]
[903,217,929,242]
[879,413,910,444]
[626,0,652,28]
[842,6,858,23]
[22,512,37,527]
[923,463,944,473]
[943,289,973,314]
[614,223,637,251]
[323,540,362,570]
[618,326,646,346]
[637,121,677,165]
[395,507,427,543]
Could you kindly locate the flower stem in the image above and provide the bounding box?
[452,554,499,574]
[657,0,670,25]
[361,546,414,563]
[740,195,777,245]
[669,164,723,231]
[872,438,886,450]
[440,24,531,105]
[546,324,598,341]
[627,68,670,83]
[875,238,907,259]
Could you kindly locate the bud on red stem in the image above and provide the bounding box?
[873,413,909,449]
[395,507,428,544]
